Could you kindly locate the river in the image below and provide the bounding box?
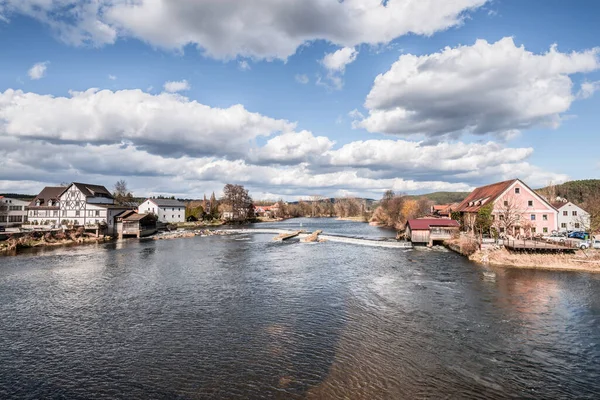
[1,218,599,399]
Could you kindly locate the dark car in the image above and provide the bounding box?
[0,226,5,232]
[568,231,588,240]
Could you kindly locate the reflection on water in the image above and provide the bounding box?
[1,218,600,399]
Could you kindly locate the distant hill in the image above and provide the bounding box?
[408,191,469,204]
[0,193,35,201]
[537,179,600,204]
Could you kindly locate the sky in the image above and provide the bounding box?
[0,0,598,201]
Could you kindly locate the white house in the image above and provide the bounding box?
[138,198,185,223]
[553,201,590,232]
[0,196,29,227]
[27,183,133,234]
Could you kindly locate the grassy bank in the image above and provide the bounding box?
[444,237,600,273]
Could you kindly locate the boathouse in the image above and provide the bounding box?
[405,219,460,246]
[116,210,157,239]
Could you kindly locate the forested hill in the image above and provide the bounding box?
[537,180,600,204]
[0,193,35,201]
[407,191,469,204]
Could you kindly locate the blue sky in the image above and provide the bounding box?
[0,0,598,200]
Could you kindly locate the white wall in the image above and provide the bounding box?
[0,198,29,226]
[138,200,185,223]
[557,202,590,232]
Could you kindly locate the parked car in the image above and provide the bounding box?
[568,231,589,240]
[579,240,600,250]
[542,234,566,243]
[0,226,5,232]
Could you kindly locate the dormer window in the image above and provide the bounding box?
[48,200,52,207]
[515,188,520,194]
[36,200,41,206]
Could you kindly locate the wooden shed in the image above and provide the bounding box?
[116,210,157,239]
[405,219,460,246]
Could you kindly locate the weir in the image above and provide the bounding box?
[224,228,412,249]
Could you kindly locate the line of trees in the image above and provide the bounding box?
[370,190,432,229]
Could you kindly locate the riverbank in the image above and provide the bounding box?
[153,229,235,241]
[444,237,600,273]
[0,228,111,254]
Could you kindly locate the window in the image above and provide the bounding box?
[561,223,567,228]
[172,208,174,211]
[543,227,548,233]
[172,215,174,218]
[0,216,6,222]
[9,215,22,223]
[95,210,100,217]
[563,211,568,216]
[53,211,58,217]
[491,215,495,220]
[504,201,508,206]
[572,211,577,216]
[515,188,520,194]
[532,228,536,233]
[528,200,533,207]
[543,214,548,221]
[9,205,22,211]
[62,210,66,217]
[178,215,181,219]
[530,214,536,221]
[575,223,580,229]
[499,215,505,220]
[499,227,505,233]
[75,210,80,217]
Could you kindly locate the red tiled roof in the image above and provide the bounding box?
[455,179,517,213]
[407,219,460,230]
[551,201,568,209]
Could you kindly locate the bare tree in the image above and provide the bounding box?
[493,195,523,237]
[113,179,134,205]
[221,184,253,221]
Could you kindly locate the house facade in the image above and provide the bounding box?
[0,197,29,227]
[456,179,558,237]
[553,201,589,232]
[138,198,185,223]
[27,186,65,226]
[405,219,460,245]
[27,183,133,233]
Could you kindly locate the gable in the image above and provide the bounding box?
[493,180,557,212]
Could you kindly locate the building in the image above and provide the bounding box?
[456,179,558,237]
[405,219,460,245]
[0,197,29,227]
[431,203,460,218]
[552,201,589,232]
[138,198,185,223]
[115,210,157,238]
[27,183,133,233]
[27,186,65,226]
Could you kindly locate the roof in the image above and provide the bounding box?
[551,201,569,209]
[29,186,65,208]
[146,198,185,207]
[455,179,517,213]
[124,213,154,222]
[407,219,460,230]
[71,182,113,198]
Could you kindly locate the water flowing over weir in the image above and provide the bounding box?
[2,218,600,399]
[224,228,413,249]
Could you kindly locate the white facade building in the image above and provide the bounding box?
[0,197,29,227]
[138,198,185,223]
[554,201,590,232]
[27,183,133,233]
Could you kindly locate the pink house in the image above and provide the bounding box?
[456,179,558,237]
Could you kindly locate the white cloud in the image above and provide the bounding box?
[578,81,600,99]
[358,37,600,137]
[0,0,487,60]
[295,74,309,84]
[322,47,358,72]
[319,47,358,89]
[28,61,49,80]
[163,80,190,93]
[108,74,117,80]
[249,131,335,165]
[0,88,295,158]
[238,60,251,71]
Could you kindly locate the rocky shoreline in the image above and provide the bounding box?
[0,228,111,254]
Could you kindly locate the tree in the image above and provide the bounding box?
[493,195,522,237]
[113,179,134,205]
[209,192,219,219]
[221,184,253,221]
[475,204,493,236]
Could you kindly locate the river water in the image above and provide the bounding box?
[1,218,600,399]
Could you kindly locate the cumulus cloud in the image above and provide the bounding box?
[578,81,600,99]
[358,37,600,137]
[163,79,190,93]
[238,60,251,71]
[28,61,49,80]
[249,131,335,165]
[319,47,358,89]
[108,74,117,80]
[0,88,294,157]
[0,0,487,60]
